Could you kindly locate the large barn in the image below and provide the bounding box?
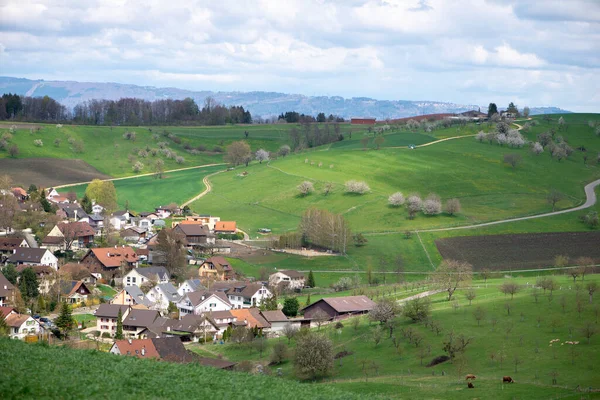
[301,295,376,320]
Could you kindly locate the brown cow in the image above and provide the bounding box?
[465,374,477,381]
[468,382,475,389]
[502,376,514,383]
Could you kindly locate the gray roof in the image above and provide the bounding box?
[211,282,264,300]
[261,310,288,322]
[307,295,376,313]
[58,203,88,220]
[122,309,160,328]
[7,248,50,264]
[95,304,129,318]
[89,213,104,222]
[187,291,232,308]
[135,267,169,281]
[183,279,205,292]
[124,286,152,307]
[155,283,181,302]
[277,270,305,279]
[0,271,15,298]
[174,224,211,237]
[151,337,192,362]
[141,317,177,338]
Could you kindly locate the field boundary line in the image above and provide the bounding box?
[416,231,435,269]
[53,163,227,189]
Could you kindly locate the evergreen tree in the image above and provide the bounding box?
[55,302,74,338]
[307,270,316,288]
[18,267,39,302]
[282,297,300,317]
[305,293,311,306]
[115,308,124,339]
[40,190,52,213]
[487,103,498,117]
[1,264,18,285]
[80,193,93,214]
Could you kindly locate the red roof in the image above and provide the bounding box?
[214,221,237,232]
[113,339,160,359]
[11,187,27,197]
[0,306,15,319]
[87,247,139,268]
[57,221,95,238]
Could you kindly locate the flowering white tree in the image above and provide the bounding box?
[297,181,314,196]
[422,194,442,215]
[255,149,270,163]
[496,133,507,146]
[345,180,370,194]
[475,131,487,142]
[407,195,422,219]
[532,142,544,155]
[388,192,405,207]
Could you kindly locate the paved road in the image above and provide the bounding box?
[53,163,227,189]
[418,178,600,233]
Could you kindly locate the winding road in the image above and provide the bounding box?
[180,170,224,208]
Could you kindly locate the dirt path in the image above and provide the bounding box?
[179,170,225,208]
[417,178,600,233]
[396,289,443,304]
[53,163,227,189]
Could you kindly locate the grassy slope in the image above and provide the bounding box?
[59,164,225,212]
[190,274,600,400]
[191,114,600,235]
[0,339,368,400]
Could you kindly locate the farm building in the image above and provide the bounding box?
[350,118,376,125]
[301,295,376,320]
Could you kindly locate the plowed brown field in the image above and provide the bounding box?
[0,158,110,187]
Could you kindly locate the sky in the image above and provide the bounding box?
[0,0,599,112]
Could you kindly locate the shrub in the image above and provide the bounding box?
[1,132,12,142]
[403,297,431,322]
[123,131,136,141]
[132,161,144,172]
[196,144,207,151]
[270,342,288,365]
[213,146,224,153]
[33,139,43,147]
[138,150,148,158]
[388,192,405,207]
[101,332,112,338]
[297,181,314,196]
[345,180,370,194]
[175,156,185,164]
[54,138,61,147]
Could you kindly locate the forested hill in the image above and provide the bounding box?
[0,77,571,120]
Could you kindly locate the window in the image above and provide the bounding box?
[132,277,136,283]
[126,277,131,283]
[210,303,216,308]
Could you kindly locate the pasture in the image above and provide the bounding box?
[58,165,225,212]
[189,274,600,399]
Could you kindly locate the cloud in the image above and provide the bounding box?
[0,0,598,111]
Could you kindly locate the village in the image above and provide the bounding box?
[0,183,376,368]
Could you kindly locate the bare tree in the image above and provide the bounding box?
[575,257,593,280]
[444,198,461,216]
[323,182,333,196]
[282,324,299,344]
[503,153,522,169]
[225,141,251,166]
[433,260,473,301]
[522,106,530,118]
[442,331,473,361]
[480,269,492,283]
[473,306,486,326]
[297,181,314,196]
[581,322,597,344]
[294,333,334,380]
[155,228,186,279]
[465,289,476,305]
[0,193,19,233]
[586,282,598,304]
[311,309,330,331]
[546,190,564,212]
[372,325,383,346]
[500,282,520,300]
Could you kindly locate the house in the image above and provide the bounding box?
[110,286,152,308]
[177,279,205,296]
[155,205,180,219]
[0,306,17,319]
[61,280,91,304]
[211,281,272,309]
[131,216,153,230]
[230,308,270,330]
[80,246,139,277]
[120,227,148,242]
[16,265,56,295]
[501,110,517,119]
[42,221,95,251]
[91,203,104,214]
[269,270,305,291]
[6,248,58,270]
[214,221,237,235]
[109,213,129,231]
[57,203,89,222]
[46,187,60,199]
[177,290,232,317]
[4,313,42,340]
[110,337,199,363]
[198,256,235,281]
[173,223,215,247]
[122,308,161,338]
[137,316,177,339]
[301,295,376,320]
[460,110,487,120]
[146,283,181,313]
[261,310,290,334]
[350,117,376,125]
[88,213,104,230]
[123,267,169,287]
[11,187,28,202]
[95,304,131,337]
[170,313,221,342]
[139,212,159,220]
[59,263,97,285]
[0,237,29,258]
[172,215,221,230]
[0,272,15,307]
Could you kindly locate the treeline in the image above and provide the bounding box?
[289,122,343,149]
[0,94,252,126]
[0,93,69,121]
[278,111,345,124]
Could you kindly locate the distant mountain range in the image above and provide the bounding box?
[0,76,571,119]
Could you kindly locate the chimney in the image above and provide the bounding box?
[128,338,132,344]
[167,326,171,331]
[74,210,77,219]
[141,347,145,356]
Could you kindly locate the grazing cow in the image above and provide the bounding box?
[467,382,475,389]
[502,376,514,383]
[465,374,476,381]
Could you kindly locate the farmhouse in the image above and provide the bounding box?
[350,117,376,125]
[269,270,305,290]
[110,337,200,363]
[211,281,271,309]
[214,221,237,235]
[0,272,16,306]
[302,295,376,320]
[42,221,95,251]
[124,267,169,287]
[460,110,487,119]
[110,286,153,308]
[170,313,221,342]
[155,205,180,219]
[6,248,58,270]
[173,223,215,246]
[95,304,130,337]
[4,313,42,340]
[81,246,139,276]
[177,290,232,316]
[198,256,235,281]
